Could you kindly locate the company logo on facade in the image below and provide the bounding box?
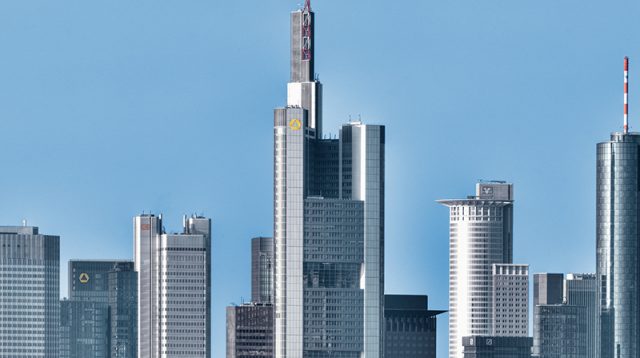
[79,273,90,284]
[289,119,302,131]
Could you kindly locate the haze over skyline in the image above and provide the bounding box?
[0,1,638,357]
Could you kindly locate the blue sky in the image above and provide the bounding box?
[0,1,638,356]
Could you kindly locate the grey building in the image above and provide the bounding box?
[273,2,385,358]
[384,295,445,358]
[492,264,529,337]
[565,274,596,358]
[533,273,564,306]
[227,303,274,358]
[0,225,60,357]
[438,182,514,358]
[109,262,137,358]
[596,131,640,358]
[134,214,211,358]
[533,273,586,358]
[252,237,274,303]
[533,304,583,358]
[462,336,532,358]
[59,299,110,358]
[69,260,132,302]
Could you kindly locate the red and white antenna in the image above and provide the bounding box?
[624,56,630,134]
[304,0,311,12]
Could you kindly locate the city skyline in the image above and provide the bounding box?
[0,1,637,357]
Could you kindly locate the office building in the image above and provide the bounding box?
[59,299,110,358]
[597,123,640,358]
[462,336,532,358]
[532,304,582,358]
[532,273,586,358]
[438,182,514,358]
[252,237,274,303]
[0,225,60,357]
[533,273,564,306]
[384,295,445,358]
[65,260,136,358]
[492,264,529,337]
[273,1,385,358]
[134,214,211,358]
[565,273,596,358]
[226,302,274,358]
[109,262,138,358]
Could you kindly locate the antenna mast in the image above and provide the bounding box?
[625,56,630,134]
[305,0,311,11]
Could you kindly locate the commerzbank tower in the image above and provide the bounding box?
[273,1,386,358]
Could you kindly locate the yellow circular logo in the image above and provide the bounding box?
[289,119,302,130]
[79,273,90,284]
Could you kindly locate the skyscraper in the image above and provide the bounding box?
[533,273,564,306]
[134,214,212,358]
[565,273,597,358]
[491,264,529,337]
[252,237,274,303]
[384,295,445,358]
[109,262,138,358]
[597,126,640,358]
[273,2,385,357]
[64,260,136,358]
[461,336,533,358]
[0,225,60,358]
[438,182,514,358]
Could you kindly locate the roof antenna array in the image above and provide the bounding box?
[624,56,630,134]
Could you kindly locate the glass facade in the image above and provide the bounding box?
[0,226,59,358]
[596,133,640,358]
[533,304,583,358]
[565,273,597,358]
[439,183,514,358]
[109,263,137,358]
[59,299,109,358]
[252,237,274,304]
[462,336,533,358]
[273,4,385,358]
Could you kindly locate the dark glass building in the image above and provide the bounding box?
[532,305,583,358]
[252,237,274,304]
[64,260,136,358]
[384,295,445,358]
[108,262,137,358]
[462,336,532,358]
[533,273,564,306]
[0,225,60,357]
[565,274,597,358]
[227,303,274,358]
[596,132,640,358]
[59,299,110,358]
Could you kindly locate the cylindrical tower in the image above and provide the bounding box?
[597,132,640,358]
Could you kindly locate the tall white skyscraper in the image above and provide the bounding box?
[439,182,514,358]
[273,2,385,357]
[134,214,211,358]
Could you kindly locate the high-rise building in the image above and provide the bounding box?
[273,2,385,358]
[134,214,211,358]
[492,264,529,337]
[461,336,532,358]
[532,304,583,358]
[597,129,640,358]
[64,260,136,358]
[384,295,445,358]
[565,273,596,358]
[532,273,586,358]
[59,299,110,358]
[226,302,274,358]
[0,225,60,357]
[438,182,514,358]
[109,262,138,358]
[252,237,274,303]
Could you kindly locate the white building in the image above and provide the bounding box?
[134,214,211,358]
[438,182,514,358]
[492,263,529,337]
